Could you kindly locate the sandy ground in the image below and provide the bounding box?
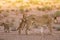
[0,27,60,40]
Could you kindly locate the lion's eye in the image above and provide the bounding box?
[54,17,57,19]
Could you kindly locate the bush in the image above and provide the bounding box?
[56,26,60,31]
[54,11,60,17]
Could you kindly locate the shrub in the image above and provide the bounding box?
[54,11,60,17]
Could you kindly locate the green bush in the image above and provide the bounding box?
[54,11,60,17]
[56,26,60,31]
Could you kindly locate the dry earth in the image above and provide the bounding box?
[0,27,60,40]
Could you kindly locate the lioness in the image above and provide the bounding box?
[25,14,54,35]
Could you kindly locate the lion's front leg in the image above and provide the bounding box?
[47,24,53,35]
[18,28,22,35]
[25,25,29,35]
